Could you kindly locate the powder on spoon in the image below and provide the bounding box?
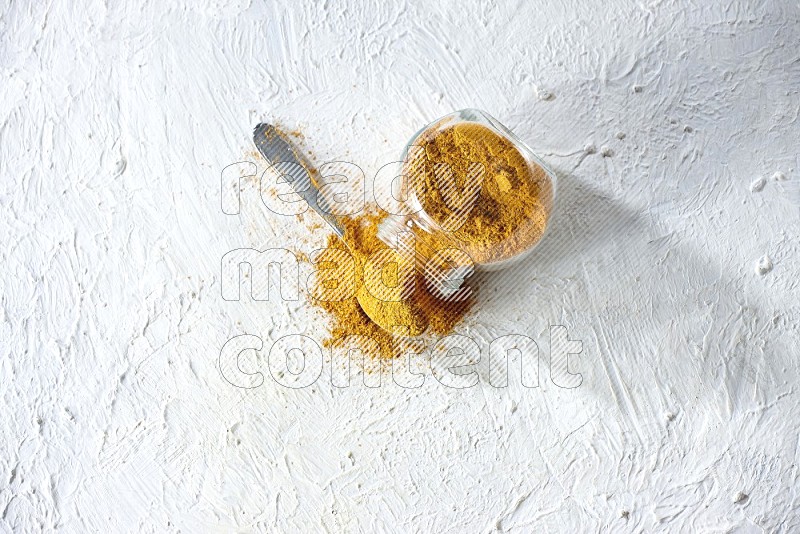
[313,210,474,360]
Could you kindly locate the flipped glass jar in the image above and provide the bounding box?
[377,109,557,298]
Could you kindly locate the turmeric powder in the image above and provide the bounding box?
[312,114,553,359]
[407,121,552,265]
[314,211,473,359]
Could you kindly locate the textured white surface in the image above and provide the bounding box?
[2,1,800,532]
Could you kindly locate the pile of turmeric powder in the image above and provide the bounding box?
[313,211,473,359]
[311,118,551,359]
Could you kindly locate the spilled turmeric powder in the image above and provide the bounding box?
[313,210,473,359]
[311,114,553,359]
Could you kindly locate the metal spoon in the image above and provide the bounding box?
[252,123,432,335]
[253,124,346,238]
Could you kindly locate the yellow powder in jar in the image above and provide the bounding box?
[407,122,552,265]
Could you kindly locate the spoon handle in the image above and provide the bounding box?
[253,123,346,239]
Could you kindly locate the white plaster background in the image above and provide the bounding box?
[2,0,799,532]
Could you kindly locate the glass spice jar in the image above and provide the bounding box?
[376,109,557,299]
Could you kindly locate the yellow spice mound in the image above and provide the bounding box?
[314,211,473,359]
